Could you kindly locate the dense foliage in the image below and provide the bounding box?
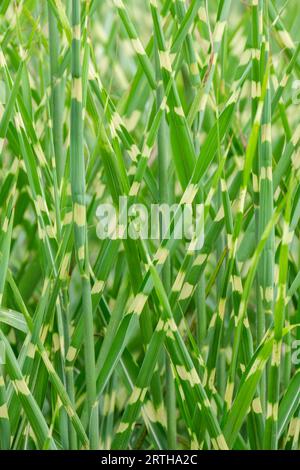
[0,0,300,450]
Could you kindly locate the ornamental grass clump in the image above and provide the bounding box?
[0,0,300,450]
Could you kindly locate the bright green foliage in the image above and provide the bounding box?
[0,0,300,450]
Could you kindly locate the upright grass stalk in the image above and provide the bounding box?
[264,174,295,449]
[48,3,65,185]
[155,42,176,450]
[257,0,274,417]
[70,0,98,449]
